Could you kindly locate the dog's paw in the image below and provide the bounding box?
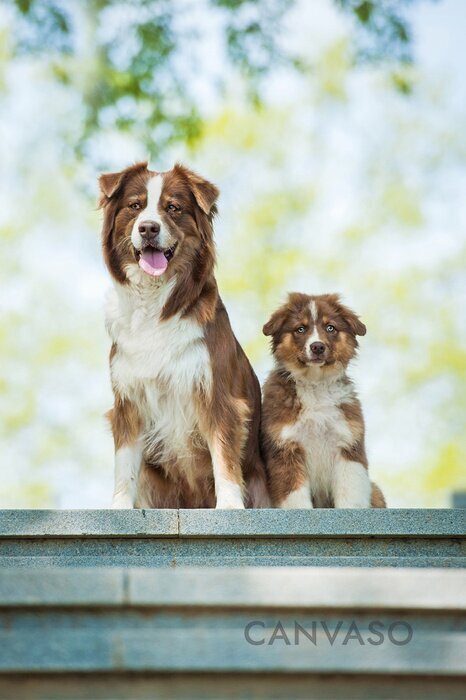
[215,498,245,510]
[110,497,134,509]
[215,479,245,510]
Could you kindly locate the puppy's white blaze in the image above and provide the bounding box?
[307,327,321,343]
[305,325,322,356]
[333,459,371,508]
[280,482,313,509]
[131,174,171,250]
[210,436,245,509]
[111,440,143,508]
[306,300,322,351]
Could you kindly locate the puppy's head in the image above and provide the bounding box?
[263,293,366,377]
[98,162,219,284]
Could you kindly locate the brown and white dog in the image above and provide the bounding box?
[99,162,269,509]
[261,293,385,509]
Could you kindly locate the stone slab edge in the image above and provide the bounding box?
[0,566,465,610]
[0,509,464,539]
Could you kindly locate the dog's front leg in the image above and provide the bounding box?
[111,438,144,508]
[268,441,312,508]
[333,458,371,508]
[209,435,245,510]
[108,396,143,509]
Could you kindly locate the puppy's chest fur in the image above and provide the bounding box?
[105,276,212,471]
[281,377,355,499]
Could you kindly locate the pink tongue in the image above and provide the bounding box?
[139,249,168,276]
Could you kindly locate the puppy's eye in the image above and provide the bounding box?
[129,202,141,211]
[326,324,336,333]
[167,203,178,213]
[295,326,306,334]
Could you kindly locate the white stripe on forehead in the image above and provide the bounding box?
[307,299,321,345]
[145,174,163,217]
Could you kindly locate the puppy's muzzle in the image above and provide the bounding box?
[309,341,326,363]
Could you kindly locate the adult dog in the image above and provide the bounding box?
[99,162,269,509]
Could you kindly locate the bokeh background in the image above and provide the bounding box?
[0,0,465,508]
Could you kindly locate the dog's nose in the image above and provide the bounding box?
[138,220,160,243]
[310,342,325,356]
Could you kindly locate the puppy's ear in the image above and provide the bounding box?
[341,304,366,336]
[328,295,366,336]
[98,161,148,205]
[175,163,219,215]
[347,312,366,337]
[263,307,287,337]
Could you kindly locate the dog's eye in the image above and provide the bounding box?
[326,324,335,333]
[129,202,141,211]
[167,203,178,213]
[295,326,306,334]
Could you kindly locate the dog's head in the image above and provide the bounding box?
[263,293,366,377]
[98,162,219,287]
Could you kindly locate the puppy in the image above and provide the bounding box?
[99,162,269,509]
[261,293,385,508]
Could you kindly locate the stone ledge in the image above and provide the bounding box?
[0,568,124,606]
[0,566,465,610]
[0,509,178,538]
[128,566,466,610]
[1,509,463,569]
[0,509,464,539]
[178,508,465,538]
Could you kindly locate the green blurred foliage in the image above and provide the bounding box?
[335,0,415,62]
[7,0,419,157]
[8,0,294,157]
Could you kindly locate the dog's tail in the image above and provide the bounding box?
[370,481,387,508]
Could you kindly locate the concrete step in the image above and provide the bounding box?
[0,566,464,699]
[0,509,464,568]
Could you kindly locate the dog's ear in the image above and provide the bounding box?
[347,312,366,337]
[174,163,219,216]
[264,293,309,338]
[327,294,366,337]
[341,304,366,337]
[263,306,288,337]
[99,171,124,199]
[98,161,148,205]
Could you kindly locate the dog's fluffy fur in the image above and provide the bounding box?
[99,162,270,509]
[261,293,385,508]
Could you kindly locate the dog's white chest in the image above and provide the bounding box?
[106,280,210,386]
[281,379,354,497]
[105,280,212,465]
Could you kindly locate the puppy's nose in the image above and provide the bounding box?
[310,342,325,356]
[138,220,160,244]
